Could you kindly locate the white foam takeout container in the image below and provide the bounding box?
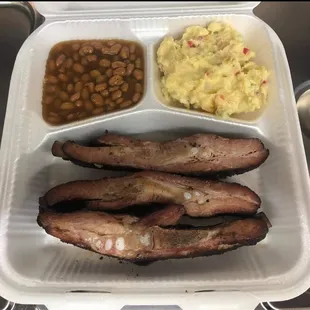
[1,1,310,310]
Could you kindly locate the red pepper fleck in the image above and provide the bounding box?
[243,47,250,55]
[188,40,195,48]
[262,80,267,84]
[220,95,225,100]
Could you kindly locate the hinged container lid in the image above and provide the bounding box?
[33,1,260,18]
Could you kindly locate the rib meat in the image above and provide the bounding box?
[37,208,271,262]
[52,133,269,176]
[39,171,261,217]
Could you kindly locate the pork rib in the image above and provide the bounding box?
[39,171,261,217]
[52,133,269,176]
[37,208,271,262]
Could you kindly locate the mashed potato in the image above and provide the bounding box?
[157,22,270,118]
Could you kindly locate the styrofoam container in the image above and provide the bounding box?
[1,2,310,309]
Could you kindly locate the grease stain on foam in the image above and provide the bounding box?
[184,192,192,200]
[115,237,125,251]
[105,239,113,251]
[140,233,151,246]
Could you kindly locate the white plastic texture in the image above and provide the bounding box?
[0,9,310,310]
[33,1,260,18]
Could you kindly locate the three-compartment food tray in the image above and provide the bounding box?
[1,2,310,310]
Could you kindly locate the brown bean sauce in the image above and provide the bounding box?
[42,39,145,125]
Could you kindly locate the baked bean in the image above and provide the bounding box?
[85,101,94,111]
[92,41,103,50]
[91,93,104,106]
[75,81,83,92]
[48,59,56,71]
[45,75,58,84]
[106,68,113,78]
[77,111,87,119]
[112,90,122,101]
[54,99,62,109]
[73,52,79,61]
[121,82,129,92]
[101,90,109,97]
[135,83,142,93]
[106,99,115,106]
[120,46,129,59]
[79,45,94,56]
[58,110,70,117]
[86,82,95,93]
[109,86,120,92]
[46,85,57,93]
[107,41,116,47]
[67,113,76,121]
[75,100,83,108]
[73,63,85,73]
[112,61,126,68]
[81,87,89,100]
[59,91,69,101]
[133,69,143,80]
[58,73,68,83]
[67,71,74,80]
[113,67,126,76]
[43,39,144,125]
[110,43,122,55]
[107,105,116,112]
[49,112,58,117]
[135,58,142,69]
[81,73,90,82]
[95,83,107,92]
[109,75,123,86]
[129,43,136,54]
[92,107,104,115]
[99,59,111,68]
[56,54,66,67]
[96,75,106,83]
[126,63,134,76]
[70,92,80,102]
[90,70,101,78]
[105,98,113,105]
[132,92,141,103]
[101,46,110,55]
[44,96,54,105]
[67,84,74,93]
[65,58,73,69]
[87,54,97,62]
[81,57,88,66]
[48,116,61,124]
[60,102,75,110]
[58,65,66,73]
[116,97,124,104]
[120,100,133,108]
[72,43,80,51]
